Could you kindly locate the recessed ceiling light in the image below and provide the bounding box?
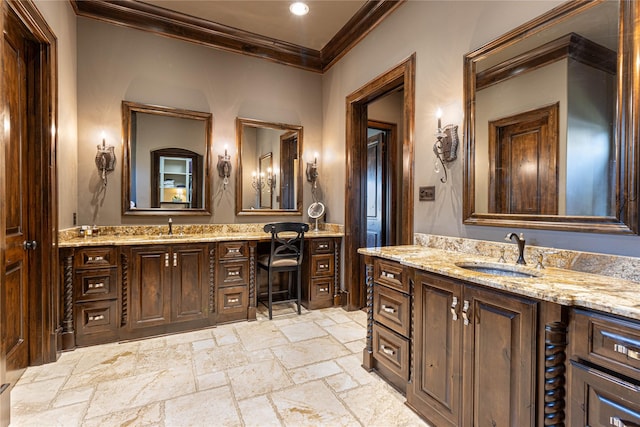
[289,2,309,16]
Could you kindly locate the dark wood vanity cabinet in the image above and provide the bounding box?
[301,237,340,310]
[68,246,120,347]
[369,258,411,393]
[407,271,537,427]
[122,243,214,338]
[215,241,254,323]
[568,309,640,426]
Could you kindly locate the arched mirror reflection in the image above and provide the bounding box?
[463,1,639,234]
[122,101,213,215]
[236,117,303,215]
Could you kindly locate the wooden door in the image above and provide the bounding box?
[462,285,537,427]
[366,133,384,247]
[489,104,558,215]
[171,244,209,322]
[407,272,462,427]
[3,8,35,396]
[129,246,171,329]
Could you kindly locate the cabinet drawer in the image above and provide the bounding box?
[75,300,118,338]
[374,259,408,293]
[217,285,248,318]
[570,360,640,427]
[218,260,249,287]
[310,277,333,302]
[75,268,117,301]
[74,247,117,269]
[573,310,640,377]
[218,241,248,259]
[374,284,410,337]
[373,324,410,381]
[310,239,334,254]
[309,254,334,277]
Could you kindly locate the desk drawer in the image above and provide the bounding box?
[374,259,407,293]
[218,241,248,259]
[373,324,410,381]
[310,239,334,254]
[374,284,410,337]
[74,247,117,269]
[218,260,249,287]
[217,285,248,323]
[573,310,640,378]
[309,254,334,277]
[75,300,118,338]
[75,268,117,301]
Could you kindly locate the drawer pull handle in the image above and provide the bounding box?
[165,253,169,267]
[89,282,105,289]
[318,244,328,249]
[450,296,458,321]
[381,305,396,314]
[228,298,239,304]
[87,256,104,262]
[614,343,640,360]
[229,248,240,254]
[319,287,328,293]
[462,300,470,326]
[229,271,239,277]
[319,264,329,269]
[88,314,105,321]
[381,271,395,279]
[380,345,395,356]
[610,417,635,427]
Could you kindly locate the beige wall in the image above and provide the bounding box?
[76,17,323,226]
[34,0,78,230]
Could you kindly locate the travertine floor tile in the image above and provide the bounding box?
[12,307,425,426]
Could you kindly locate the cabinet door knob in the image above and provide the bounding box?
[450,296,458,321]
[173,253,177,267]
[462,300,470,326]
[165,253,169,267]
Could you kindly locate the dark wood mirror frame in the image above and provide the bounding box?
[463,0,639,234]
[121,101,213,216]
[235,117,303,216]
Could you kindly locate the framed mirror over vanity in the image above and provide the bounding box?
[463,0,640,234]
[121,101,213,216]
[235,117,303,216]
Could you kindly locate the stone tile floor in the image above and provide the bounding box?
[11,306,429,426]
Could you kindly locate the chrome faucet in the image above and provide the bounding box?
[505,232,526,265]
[168,217,173,236]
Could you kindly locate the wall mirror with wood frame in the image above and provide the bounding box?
[236,117,303,216]
[463,0,639,234]
[122,101,213,216]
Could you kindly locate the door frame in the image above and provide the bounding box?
[344,54,415,310]
[2,0,59,369]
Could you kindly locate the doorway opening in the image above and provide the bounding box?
[344,54,415,311]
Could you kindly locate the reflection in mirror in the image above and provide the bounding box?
[463,1,639,234]
[122,101,212,215]
[236,117,303,215]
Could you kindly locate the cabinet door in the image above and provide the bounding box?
[462,285,537,427]
[171,244,209,322]
[129,246,171,329]
[408,272,462,427]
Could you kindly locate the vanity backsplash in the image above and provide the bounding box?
[414,233,640,283]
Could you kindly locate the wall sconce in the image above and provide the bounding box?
[306,152,319,188]
[433,109,459,183]
[251,171,266,193]
[217,145,232,190]
[95,133,116,187]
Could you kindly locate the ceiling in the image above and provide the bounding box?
[70,0,405,72]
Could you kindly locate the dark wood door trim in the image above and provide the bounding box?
[3,0,58,368]
[344,54,415,311]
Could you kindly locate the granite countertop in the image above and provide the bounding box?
[59,230,343,248]
[359,245,640,321]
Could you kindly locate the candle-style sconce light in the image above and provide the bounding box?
[306,152,319,189]
[95,132,116,187]
[433,109,459,183]
[217,145,232,190]
[251,171,266,193]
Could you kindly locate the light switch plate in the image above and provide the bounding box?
[419,186,435,201]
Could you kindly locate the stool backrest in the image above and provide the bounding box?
[263,222,309,267]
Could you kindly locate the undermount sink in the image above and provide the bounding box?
[455,262,541,278]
